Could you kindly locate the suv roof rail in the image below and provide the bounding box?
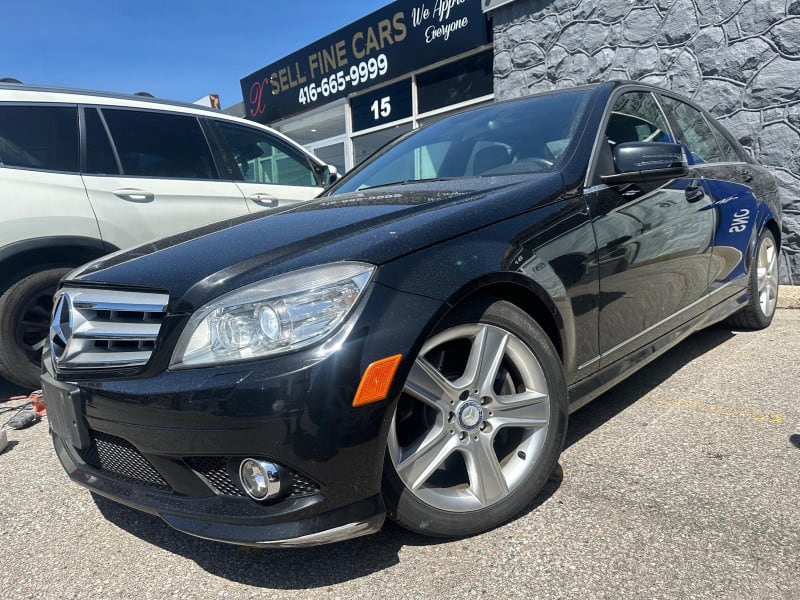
[0,77,22,84]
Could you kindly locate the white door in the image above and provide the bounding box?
[0,104,100,247]
[211,120,323,214]
[82,107,249,249]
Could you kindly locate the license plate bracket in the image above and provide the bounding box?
[42,374,90,449]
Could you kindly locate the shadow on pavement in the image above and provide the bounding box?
[92,465,564,588]
[93,494,435,587]
[89,324,734,587]
[565,324,736,449]
[0,377,32,400]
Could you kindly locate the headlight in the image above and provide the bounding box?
[170,262,375,368]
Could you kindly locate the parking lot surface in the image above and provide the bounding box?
[1,311,798,599]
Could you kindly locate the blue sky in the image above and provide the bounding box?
[6,0,390,108]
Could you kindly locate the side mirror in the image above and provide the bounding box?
[601,142,688,185]
[322,164,341,186]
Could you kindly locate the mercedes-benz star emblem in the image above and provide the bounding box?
[49,292,73,362]
[457,400,484,431]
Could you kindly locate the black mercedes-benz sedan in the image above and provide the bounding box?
[42,81,782,547]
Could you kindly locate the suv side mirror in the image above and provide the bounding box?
[601,142,688,185]
[322,164,341,186]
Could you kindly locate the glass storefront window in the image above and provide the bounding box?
[273,102,346,147]
[416,50,493,114]
[313,141,346,174]
[352,123,413,165]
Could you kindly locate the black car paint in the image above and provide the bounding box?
[44,82,781,546]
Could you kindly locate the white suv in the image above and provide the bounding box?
[0,81,336,388]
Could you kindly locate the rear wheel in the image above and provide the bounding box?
[0,268,70,389]
[382,299,567,538]
[727,229,779,330]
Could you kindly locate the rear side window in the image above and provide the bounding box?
[0,105,79,172]
[706,118,741,163]
[213,121,318,187]
[659,96,723,164]
[101,108,216,179]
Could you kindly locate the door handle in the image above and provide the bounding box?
[738,169,754,183]
[248,193,279,207]
[113,188,154,202]
[685,183,704,203]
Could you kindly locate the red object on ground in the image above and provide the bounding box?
[1,390,46,417]
[30,391,46,417]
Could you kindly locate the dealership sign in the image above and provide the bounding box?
[241,0,489,123]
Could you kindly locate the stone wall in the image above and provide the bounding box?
[491,0,800,283]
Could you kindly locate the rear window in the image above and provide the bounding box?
[101,108,216,179]
[0,105,79,172]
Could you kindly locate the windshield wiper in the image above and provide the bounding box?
[357,177,458,191]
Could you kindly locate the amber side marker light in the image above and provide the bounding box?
[352,354,403,407]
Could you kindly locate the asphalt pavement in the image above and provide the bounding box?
[1,310,798,599]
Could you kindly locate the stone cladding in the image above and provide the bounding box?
[492,0,800,282]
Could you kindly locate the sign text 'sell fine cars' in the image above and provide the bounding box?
[43,82,781,547]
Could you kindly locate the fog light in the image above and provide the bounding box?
[239,458,281,501]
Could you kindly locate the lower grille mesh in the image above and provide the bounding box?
[185,457,320,498]
[76,431,170,491]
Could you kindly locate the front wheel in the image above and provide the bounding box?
[727,229,779,330]
[0,268,71,389]
[382,299,567,538]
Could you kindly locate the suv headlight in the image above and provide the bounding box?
[171,262,375,368]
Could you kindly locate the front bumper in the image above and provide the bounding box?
[44,284,445,547]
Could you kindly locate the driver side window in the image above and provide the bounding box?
[214,121,318,187]
[606,92,674,146]
[595,91,674,181]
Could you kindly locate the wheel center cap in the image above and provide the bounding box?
[457,400,484,430]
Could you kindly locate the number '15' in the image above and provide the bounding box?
[370,96,391,120]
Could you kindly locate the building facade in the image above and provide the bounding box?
[241,0,800,283]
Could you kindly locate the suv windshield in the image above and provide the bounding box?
[330,89,592,195]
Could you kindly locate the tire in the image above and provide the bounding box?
[382,298,567,538]
[0,268,71,389]
[727,229,779,330]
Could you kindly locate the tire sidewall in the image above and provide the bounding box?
[0,267,71,388]
[382,298,568,538]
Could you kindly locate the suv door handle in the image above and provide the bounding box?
[738,169,754,183]
[113,188,154,202]
[685,182,705,203]
[248,193,279,207]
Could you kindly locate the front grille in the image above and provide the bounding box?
[185,457,321,498]
[76,431,170,491]
[52,287,168,371]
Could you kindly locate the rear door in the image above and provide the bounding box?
[658,94,758,298]
[81,107,248,249]
[585,90,715,364]
[0,104,100,247]
[208,119,323,213]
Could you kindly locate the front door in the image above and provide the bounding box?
[586,90,715,364]
[209,120,323,214]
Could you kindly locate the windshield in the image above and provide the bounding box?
[330,89,592,195]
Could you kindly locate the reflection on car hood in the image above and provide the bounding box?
[70,174,564,311]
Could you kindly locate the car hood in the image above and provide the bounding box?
[69,173,564,312]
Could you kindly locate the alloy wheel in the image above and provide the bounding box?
[388,323,551,512]
[14,286,56,365]
[757,235,778,318]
